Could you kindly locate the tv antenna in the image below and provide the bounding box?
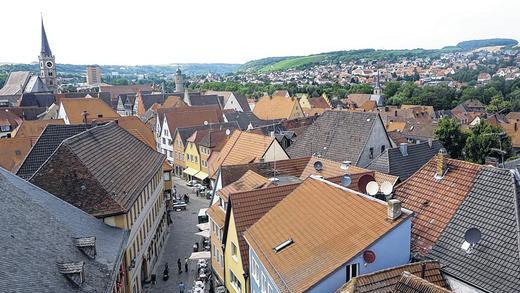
[380,181,393,196]
[313,161,323,172]
[341,175,352,187]
[461,227,481,253]
[366,181,379,196]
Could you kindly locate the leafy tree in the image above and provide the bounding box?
[434,117,467,159]
[347,84,373,94]
[463,122,512,164]
[383,81,401,97]
[485,95,511,113]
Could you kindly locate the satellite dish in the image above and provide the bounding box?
[380,181,393,196]
[358,174,376,194]
[204,121,209,126]
[464,228,481,245]
[225,129,231,136]
[366,181,379,196]
[341,175,352,187]
[313,161,323,172]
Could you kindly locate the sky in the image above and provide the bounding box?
[0,0,519,65]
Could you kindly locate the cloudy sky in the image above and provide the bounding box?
[0,0,518,65]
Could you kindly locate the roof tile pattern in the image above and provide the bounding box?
[253,95,300,120]
[244,178,409,293]
[229,183,299,273]
[428,167,520,292]
[393,158,480,257]
[0,138,33,172]
[392,272,452,293]
[60,98,120,124]
[336,261,450,293]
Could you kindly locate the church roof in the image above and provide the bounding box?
[41,18,52,56]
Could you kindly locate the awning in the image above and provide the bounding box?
[195,230,210,238]
[196,223,210,231]
[189,251,211,260]
[183,167,199,176]
[194,171,208,180]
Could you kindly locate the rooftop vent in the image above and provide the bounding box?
[340,161,351,170]
[74,236,96,259]
[461,227,481,254]
[57,261,85,287]
[435,148,448,179]
[313,161,323,172]
[273,238,293,253]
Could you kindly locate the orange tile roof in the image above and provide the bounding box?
[229,183,301,274]
[210,130,274,176]
[60,98,120,124]
[116,116,156,149]
[393,157,480,257]
[13,119,65,142]
[163,106,222,136]
[208,202,226,228]
[162,95,187,108]
[218,170,269,202]
[244,178,410,292]
[0,137,34,172]
[253,95,299,120]
[337,260,450,293]
[501,122,520,148]
[360,100,377,111]
[386,121,407,132]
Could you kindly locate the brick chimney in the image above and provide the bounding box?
[387,199,402,221]
[435,148,448,179]
[399,143,408,156]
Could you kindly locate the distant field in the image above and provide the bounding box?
[472,46,504,53]
[259,55,326,72]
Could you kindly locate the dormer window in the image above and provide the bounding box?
[74,236,97,259]
[57,261,85,287]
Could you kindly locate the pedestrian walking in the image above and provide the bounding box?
[184,257,189,272]
[177,258,182,274]
[178,281,186,293]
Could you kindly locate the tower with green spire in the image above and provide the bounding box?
[38,17,57,93]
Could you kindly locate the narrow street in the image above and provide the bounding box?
[145,177,211,293]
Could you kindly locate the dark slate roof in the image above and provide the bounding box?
[17,124,89,180]
[287,111,383,165]
[235,94,251,112]
[366,140,444,181]
[3,106,48,120]
[428,167,520,293]
[41,19,52,56]
[0,167,128,293]
[223,111,274,130]
[139,93,167,111]
[19,93,55,107]
[189,94,223,108]
[32,122,165,216]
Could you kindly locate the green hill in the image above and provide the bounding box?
[238,38,518,73]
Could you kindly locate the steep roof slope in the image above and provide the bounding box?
[13,119,65,141]
[60,98,120,124]
[0,168,127,293]
[253,95,300,120]
[116,116,156,149]
[244,178,410,293]
[393,157,481,257]
[16,124,89,180]
[287,111,385,164]
[428,167,520,292]
[367,141,444,181]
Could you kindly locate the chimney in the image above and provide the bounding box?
[91,119,97,127]
[435,148,448,179]
[384,106,389,112]
[428,138,433,148]
[387,199,402,221]
[399,143,408,156]
[485,156,498,167]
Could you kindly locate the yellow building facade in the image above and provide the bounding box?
[225,210,249,293]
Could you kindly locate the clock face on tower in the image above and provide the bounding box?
[46,61,54,68]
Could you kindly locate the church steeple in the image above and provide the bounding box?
[41,17,52,56]
[38,16,57,93]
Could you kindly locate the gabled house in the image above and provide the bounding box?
[28,122,168,293]
[58,98,120,124]
[244,177,412,293]
[209,130,289,180]
[205,90,251,112]
[253,95,305,120]
[451,99,486,114]
[287,111,392,168]
[0,168,128,293]
[0,109,23,138]
[366,140,444,181]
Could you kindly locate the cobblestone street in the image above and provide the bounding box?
[145,177,211,293]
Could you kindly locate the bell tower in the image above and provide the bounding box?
[174,68,185,93]
[39,17,57,93]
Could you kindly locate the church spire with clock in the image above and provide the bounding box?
[39,17,57,93]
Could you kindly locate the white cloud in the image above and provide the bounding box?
[0,0,518,65]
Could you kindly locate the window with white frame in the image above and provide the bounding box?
[261,273,266,293]
[252,258,259,283]
[231,242,238,261]
[230,270,242,293]
[346,263,359,283]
